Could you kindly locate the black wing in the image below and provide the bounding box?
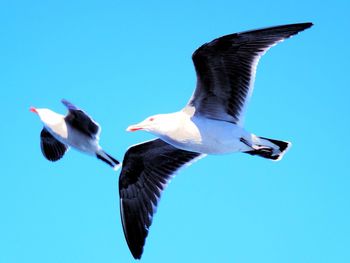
[40,128,68,161]
[119,139,204,259]
[61,99,100,138]
[187,22,313,125]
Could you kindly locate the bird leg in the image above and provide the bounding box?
[240,137,272,152]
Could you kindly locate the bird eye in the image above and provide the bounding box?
[149,117,154,121]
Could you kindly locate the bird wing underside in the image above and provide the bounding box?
[119,139,203,259]
[40,128,68,161]
[188,22,313,125]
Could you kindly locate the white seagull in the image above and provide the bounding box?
[30,99,119,169]
[119,22,313,259]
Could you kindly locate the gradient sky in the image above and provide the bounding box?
[1,0,349,262]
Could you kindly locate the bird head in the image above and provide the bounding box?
[29,107,64,126]
[126,114,175,135]
[127,115,159,132]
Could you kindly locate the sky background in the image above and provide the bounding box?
[1,0,349,262]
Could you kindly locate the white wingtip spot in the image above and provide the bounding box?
[273,141,292,162]
[113,163,122,171]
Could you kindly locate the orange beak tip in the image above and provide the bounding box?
[126,125,142,132]
[29,107,37,114]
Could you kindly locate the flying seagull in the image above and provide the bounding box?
[119,22,313,259]
[30,99,119,169]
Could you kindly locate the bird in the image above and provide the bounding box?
[30,99,120,169]
[118,22,313,259]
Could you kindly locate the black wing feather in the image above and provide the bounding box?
[189,22,313,124]
[119,139,203,259]
[61,99,100,138]
[40,128,68,161]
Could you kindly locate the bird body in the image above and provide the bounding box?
[131,110,255,154]
[30,100,119,169]
[59,121,99,155]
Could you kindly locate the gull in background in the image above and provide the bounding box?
[30,99,119,169]
[119,22,313,259]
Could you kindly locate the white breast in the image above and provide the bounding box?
[157,113,251,154]
[49,121,68,139]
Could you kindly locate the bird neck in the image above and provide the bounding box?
[152,111,191,140]
[44,116,68,139]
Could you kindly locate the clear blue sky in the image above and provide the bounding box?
[1,0,349,262]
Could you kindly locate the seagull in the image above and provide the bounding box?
[119,22,313,259]
[30,99,119,169]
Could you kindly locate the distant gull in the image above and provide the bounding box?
[119,22,313,259]
[30,99,119,169]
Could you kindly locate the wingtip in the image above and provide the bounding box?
[119,199,144,260]
[131,251,143,260]
[273,22,314,33]
[61,98,78,110]
[261,22,314,34]
[61,98,70,105]
[290,22,314,33]
[300,22,314,29]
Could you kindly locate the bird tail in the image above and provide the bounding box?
[96,150,120,170]
[243,136,291,161]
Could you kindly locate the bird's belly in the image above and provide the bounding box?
[162,118,251,154]
[52,127,99,155]
[69,133,99,155]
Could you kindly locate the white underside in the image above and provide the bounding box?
[46,122,101,156]
[153,113,259,154]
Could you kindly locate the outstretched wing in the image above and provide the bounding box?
[119,139,204,259]
[187,22,313,125]
[61,99,100,139]
[40,128,68,161]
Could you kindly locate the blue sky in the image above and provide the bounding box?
[1,0,349,262]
